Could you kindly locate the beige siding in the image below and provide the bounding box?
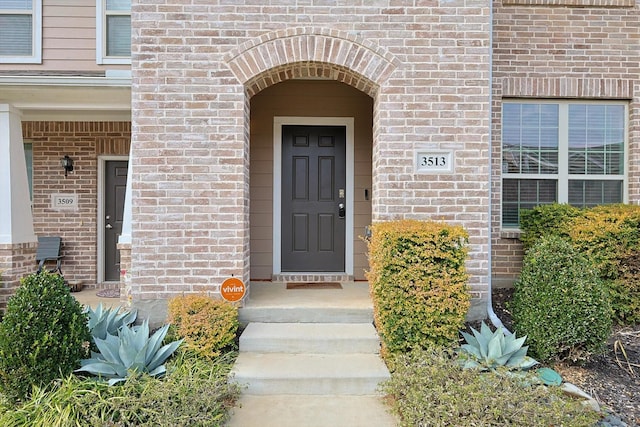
[0,1,128,72]
[250,80,373,280]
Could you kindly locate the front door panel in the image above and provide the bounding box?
[281,125,346,272]
[104,161,128,281]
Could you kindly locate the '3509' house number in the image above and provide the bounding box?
[51,194,78,210]
[415,150,454,174]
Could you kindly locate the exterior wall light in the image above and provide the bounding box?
[61,155,74,177]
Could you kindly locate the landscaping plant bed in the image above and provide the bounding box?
[490,287,640,426]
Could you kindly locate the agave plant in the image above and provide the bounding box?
[459,321,538,370]
[85,303,137,341]
[76,320,182,385]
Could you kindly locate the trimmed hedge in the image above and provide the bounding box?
[519,203,640,325]
[366,220,470,361]
[569,205,640,324]
[511,236,612,363]
[167,294,238,359]
[519,203,582,252]
[0,272,91,402]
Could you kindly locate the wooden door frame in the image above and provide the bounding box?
[97,155,128,283]
[273,117,354,275]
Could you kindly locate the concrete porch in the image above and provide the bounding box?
[229,281,397,427]
[239,281,374,324]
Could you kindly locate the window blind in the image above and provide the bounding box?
[0,15,32,56]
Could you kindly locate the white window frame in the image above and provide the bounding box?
[501,99,629,228]
[96,0,131,65]
[0,0,42,64]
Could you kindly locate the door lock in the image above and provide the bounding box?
[106,224,113,229]
[338,203,345,219]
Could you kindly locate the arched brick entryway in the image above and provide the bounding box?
[224,28,398,282]
[224,27,399,95]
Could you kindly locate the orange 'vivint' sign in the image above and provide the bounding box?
[220,277,246,302]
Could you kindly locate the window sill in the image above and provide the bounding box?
[500,229,522,239]
[98,57,131,66]
[0,56,42,64]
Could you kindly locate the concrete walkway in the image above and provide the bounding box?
[226,282,398,427]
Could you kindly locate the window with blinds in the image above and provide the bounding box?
[0,0,41,63]
[97,0,131,64]
[501,101,627,227]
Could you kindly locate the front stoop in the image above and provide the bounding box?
[226,395,397,427]
[228,311,396,426]
[233,350,389,395]
[239,322,381,354]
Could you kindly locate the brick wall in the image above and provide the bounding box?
[0,242,37,307]
[131,1,492,317]
[491,0,640,285]
[23,122,130,287]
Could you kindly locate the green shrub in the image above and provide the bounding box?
[519,203,582,252]
[366,220,470,360]
[520,203,640,325]
[511,236,612,363]
[381,348,600,427]
[569,205,640,324]
[613,252,640,324]
[167,294,238,359]
[0,351,241,426]
[0,272,91,402]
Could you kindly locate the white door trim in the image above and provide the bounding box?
[273,117,354,275]
[97,155,128,283]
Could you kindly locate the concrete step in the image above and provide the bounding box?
[239,322,381,354]
[238,306,373,324]
[226,394,397,427]
[231,352,390,395]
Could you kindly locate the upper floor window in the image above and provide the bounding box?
[0,0,42,63]
[96,0,131,65]
[502,100,627,227]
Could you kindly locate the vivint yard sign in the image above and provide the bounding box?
[220,277,246,302]
[415,150,454,174]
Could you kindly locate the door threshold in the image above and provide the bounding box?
[272,273,352,283]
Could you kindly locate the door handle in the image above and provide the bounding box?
[338,203,345,219]
[106,224,113,229]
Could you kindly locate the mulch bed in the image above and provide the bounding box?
[487,287,640,426]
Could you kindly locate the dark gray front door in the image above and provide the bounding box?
[104,161,127,281]
[281,125,346,272]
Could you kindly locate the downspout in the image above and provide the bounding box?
[486,1,509,333]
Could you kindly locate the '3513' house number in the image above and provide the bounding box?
[415,150,454,174]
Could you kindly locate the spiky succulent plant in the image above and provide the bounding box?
[76,320,182,385]
[85,303,137,342]
[459,322,538,370]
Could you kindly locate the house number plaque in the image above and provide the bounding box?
[415,150,454,174]
[52,193,78,210]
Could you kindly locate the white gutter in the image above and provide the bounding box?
[487,2,509,333]
[0,74,131,87]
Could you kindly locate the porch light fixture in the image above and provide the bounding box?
[61,155,74,177]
